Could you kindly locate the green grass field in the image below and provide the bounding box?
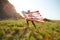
[0,19,60,40]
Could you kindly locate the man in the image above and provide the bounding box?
[26,10,36,28]
[22,10,44,28]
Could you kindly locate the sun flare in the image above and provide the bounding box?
[8,0,39,12]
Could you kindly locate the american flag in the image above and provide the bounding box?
[22,11,44,23]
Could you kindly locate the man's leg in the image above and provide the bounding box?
[26,20,29,26]
[31,21,36,28]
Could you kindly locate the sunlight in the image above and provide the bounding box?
[8,0,38,12]
[8,0,39,17]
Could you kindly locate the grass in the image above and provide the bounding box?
[0,19,60,40]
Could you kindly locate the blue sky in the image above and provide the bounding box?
[9,0,60,20]
[37,0,60,20]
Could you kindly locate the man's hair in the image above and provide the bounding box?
[36,11,39,12]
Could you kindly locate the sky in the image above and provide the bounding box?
[8,0,60,20]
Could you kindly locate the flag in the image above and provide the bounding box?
[22,11,44,23]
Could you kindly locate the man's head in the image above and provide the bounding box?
[28,10,30,12]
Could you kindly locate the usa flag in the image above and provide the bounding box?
[22,11,44,23]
